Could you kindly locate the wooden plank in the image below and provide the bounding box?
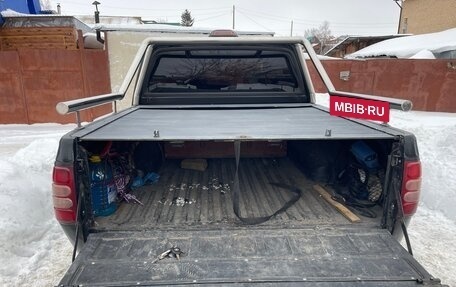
[1,36,75,44]
[181,159,208,172]
[313,184,361,223]
[0,37,78,50]
[0,27,78,51]
[1,42,77,50]
[0,27,77,37]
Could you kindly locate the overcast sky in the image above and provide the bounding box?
[48,0,401,36]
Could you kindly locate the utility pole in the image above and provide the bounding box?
[232,5,235,30]
[290,20,294,36]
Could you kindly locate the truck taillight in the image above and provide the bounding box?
[401,161,422,216]
[52,165,77,223]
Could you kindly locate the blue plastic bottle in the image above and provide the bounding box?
[89,155,117,217]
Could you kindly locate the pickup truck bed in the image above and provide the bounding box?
[94,157,379,230]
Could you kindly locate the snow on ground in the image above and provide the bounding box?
[346,28,456,59]
[389,109,456,287]
[0,124,74,287]
[0,102,455,286]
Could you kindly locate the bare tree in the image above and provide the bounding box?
[171,58,268,89]
[305,21,335,54]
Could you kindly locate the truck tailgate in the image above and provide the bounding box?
[59,228,438,286]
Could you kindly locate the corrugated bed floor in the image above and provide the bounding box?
[94,157,379,230]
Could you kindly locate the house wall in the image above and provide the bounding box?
[399,0,456,34]
[308,59,456,112]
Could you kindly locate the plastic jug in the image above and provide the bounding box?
[89,155,117,216]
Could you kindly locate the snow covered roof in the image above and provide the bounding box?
[324,34,409,57]
[1,8,57,17]
[94,23,275,36]
[1,10,93,33]
[75,15,143,25]
[346,28,456,59]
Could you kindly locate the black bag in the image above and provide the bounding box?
[133,142,163,174]
[341,162,383,203]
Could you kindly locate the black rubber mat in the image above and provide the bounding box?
[60,228,434,286]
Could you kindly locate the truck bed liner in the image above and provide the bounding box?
[61,228,433,286]
[94,157,379,231]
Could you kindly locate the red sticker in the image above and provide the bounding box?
[330,95,390,122]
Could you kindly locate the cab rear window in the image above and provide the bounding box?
[147,49,299,93]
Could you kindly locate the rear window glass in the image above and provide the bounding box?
[147,50,299,93]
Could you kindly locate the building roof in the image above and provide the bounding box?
[95,23,275,36]
[75,15,142,25]
[346,28,456,59]
[1,13,93,33]
[324,34,409,56]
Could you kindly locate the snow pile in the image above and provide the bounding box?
[389,110,456,222]
[346,28,456,59]
[409,49,436,59]
[0,125,74,286]
[406,207,456,286]
[390,110,456,285]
